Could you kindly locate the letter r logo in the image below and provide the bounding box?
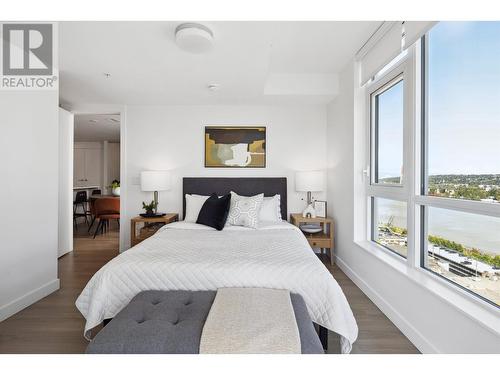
[2,24,53,75]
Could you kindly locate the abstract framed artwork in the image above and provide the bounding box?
[204,126,266,168]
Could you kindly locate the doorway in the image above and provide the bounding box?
[72,114,121,252]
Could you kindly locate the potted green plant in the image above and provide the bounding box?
[142,200,158,216]
[109,180,120,196]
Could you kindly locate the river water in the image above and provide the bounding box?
[378,199,500,255]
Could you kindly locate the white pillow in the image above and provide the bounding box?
[259,194,282,222]
[227,191,264,228]
[184,194,209,222]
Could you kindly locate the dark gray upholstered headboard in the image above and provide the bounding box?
[183,177,287,220]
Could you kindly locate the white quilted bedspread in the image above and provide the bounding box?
[75,221,358,353]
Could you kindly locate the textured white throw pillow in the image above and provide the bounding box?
[184,194,210,222]
[259,194,282,222]
[227,192,264,228]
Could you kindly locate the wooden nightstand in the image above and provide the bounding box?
[290,213,334,265]
[130,214,179,246]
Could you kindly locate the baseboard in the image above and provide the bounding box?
[0,279,60,322]
[335,256,440,354]
[58,249,72,258]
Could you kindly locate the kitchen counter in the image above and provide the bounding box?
[73,186,100,190]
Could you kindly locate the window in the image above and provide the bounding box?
[419,22,500,307]
[373,79,404,185]
[423,207,500,305]
[373,50,408,81]
[372,198,408,257]
[425,22,500,203]
[366,51,411,260]
[365,21,500,309]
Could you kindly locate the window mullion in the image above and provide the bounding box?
[366,185,407,201]
[404,46,417,268]
[414,38,425,269]
[415,195,500,218]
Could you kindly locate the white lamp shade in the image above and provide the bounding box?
[140,171,171,192]
[295,170,325,192]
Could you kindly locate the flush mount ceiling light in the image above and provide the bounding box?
[175,23,214,53]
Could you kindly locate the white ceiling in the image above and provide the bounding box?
[59,21,380,107]
[74,114,120,142]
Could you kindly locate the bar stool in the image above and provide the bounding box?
[73,191,89,229]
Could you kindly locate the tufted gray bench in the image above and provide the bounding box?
[86,290,324,354]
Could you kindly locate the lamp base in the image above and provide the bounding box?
[302,204,316,218]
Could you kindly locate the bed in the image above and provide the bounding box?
[76,177,358,353]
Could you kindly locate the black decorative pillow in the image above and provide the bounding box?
[196,193,231,230]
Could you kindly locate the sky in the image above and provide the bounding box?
[377,80,403,180]
[379,21,500,177]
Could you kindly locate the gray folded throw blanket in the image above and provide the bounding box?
[199,288,301,354]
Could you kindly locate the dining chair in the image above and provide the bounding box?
[86,189,102,221]
[93,198,120,238]
[87,197,97,233]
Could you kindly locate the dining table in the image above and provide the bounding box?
[90,194,120,200]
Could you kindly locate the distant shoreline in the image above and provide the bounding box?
[383,224,500,268]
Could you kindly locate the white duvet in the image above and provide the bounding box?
[76,221,358,353]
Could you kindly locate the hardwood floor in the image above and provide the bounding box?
[0,221,119,354]
[0,222,418,354]
[321,254,419,354]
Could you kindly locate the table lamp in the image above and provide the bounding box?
[140,170,171,216]
[295,170,325,218]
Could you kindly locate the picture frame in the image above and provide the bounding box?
[314,200,327,218]
[204,126,266,168]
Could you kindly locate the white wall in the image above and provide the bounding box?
[101,141,121,195]
[327,62,500,353]
[73,142,103,191]
[0,91,60,321]
[58,108,74,257]
[107,142,120,189]
[73,141,120,195]
[123,105,327,249]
